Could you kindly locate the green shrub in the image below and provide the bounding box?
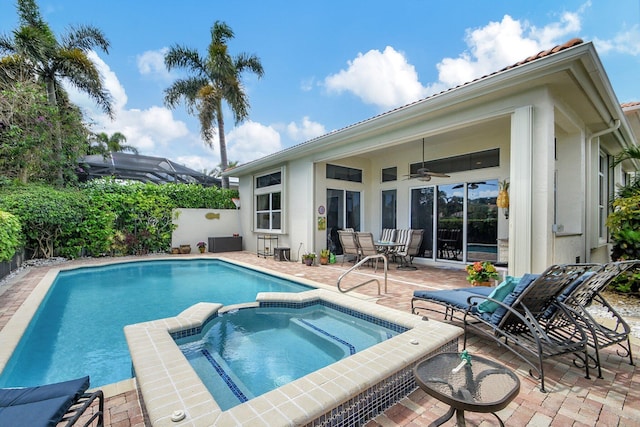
[607,195,640,261]
[0,180,237,258]
[0,210,22,262]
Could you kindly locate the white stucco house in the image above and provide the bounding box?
[223,39,640,276]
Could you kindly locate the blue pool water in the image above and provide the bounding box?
[179,303,403,410]
[0,260,312,388]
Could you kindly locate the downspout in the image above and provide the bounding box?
[588,119,620,144]
[586,119,621,261]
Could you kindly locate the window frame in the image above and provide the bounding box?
[254,167,285,233]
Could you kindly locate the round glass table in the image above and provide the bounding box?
[414,352,520,426]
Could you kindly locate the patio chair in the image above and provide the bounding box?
[338,230,360,265]
[379,228,396,243]
[0,376,104,427]
[395,229,423,268]
[356,232,381,272]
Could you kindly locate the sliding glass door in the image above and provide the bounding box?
[409,179,498,262]
[326,189,361,254]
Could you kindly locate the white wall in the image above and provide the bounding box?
[171,208,241,248]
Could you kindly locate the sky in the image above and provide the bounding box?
[1,0,639,173]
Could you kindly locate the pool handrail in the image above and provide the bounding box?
[337,254,388,294]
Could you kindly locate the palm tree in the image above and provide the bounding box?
[90,131,139,155]
[612,146,640,198]
[0,0,113,184]
[164,21,263,188]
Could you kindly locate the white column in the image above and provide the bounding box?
[508,106,534,276]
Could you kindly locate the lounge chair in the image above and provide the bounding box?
[461,264,599,392]
[546,260,639,378]
[0,376,104,427]
[412,264,598,391]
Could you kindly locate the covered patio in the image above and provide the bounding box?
[1,252,638,426]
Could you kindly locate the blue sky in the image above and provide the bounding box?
[1,0,639,172]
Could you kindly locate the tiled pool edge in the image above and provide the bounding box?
[125,289,463,426]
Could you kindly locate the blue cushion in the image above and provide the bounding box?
[477,276,520,313]
[454,286,495,297]
[0,376,89,427]
[490,273,540,325]
[413,289,484,312]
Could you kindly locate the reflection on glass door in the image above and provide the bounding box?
[436,184,464,261]
[466,180,498,262]
[410,187,434,258]
[326,189,361,255]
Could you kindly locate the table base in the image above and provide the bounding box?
[431,406,505,427]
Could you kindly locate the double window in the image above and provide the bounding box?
[255,170,283,232]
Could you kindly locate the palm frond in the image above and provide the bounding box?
[61,25,110,53]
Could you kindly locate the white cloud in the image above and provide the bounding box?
[286,116,326,142]
[323,6,590,109]
[66,51,194,156]
[227,121,282,164]
[324,46,427,109]
[437,12,582,87]
[137,48,172,80]
[594,25,640,56]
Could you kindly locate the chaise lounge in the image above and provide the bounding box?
[0,376,103,427]
[412,264,600,391]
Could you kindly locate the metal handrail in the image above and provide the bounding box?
[337,254,388,294]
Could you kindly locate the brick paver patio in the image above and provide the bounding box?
[0,252,638,426]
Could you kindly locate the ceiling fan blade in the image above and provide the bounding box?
[426,171,450,178]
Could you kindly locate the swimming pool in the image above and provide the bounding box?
[0,259,313,388]
[179,302,405,410]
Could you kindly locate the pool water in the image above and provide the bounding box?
[179,304,401,410]
[0,260,312,388]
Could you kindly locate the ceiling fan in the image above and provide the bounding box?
[404,138,450,181]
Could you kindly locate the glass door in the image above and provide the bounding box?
[466,180,498,262]
[436,184,464,261]
[326,189,361,254]
[410,187,434,258]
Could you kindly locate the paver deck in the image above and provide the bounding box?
[0,252,638,426]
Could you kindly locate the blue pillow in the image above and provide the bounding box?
[477,276,520,313]
[490,273,540,325]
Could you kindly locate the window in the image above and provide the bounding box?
[255,169,283,232]
[382,167,397,182]
[381,190,397,229]
[599,152,610,240]
[326,164,362,182]
[410,148,500,175]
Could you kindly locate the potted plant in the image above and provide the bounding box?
[197,241,207,253]
[302,252,316,266]
[465,261,499,286]
[319,249,330,265]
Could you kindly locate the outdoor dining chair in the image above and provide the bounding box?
[338,230,360,265]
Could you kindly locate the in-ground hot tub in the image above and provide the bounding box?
[125,289,462,426]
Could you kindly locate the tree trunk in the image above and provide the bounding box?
[217,110,229,189]
[46,78,64,186]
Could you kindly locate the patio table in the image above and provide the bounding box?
[414,352,520,426]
